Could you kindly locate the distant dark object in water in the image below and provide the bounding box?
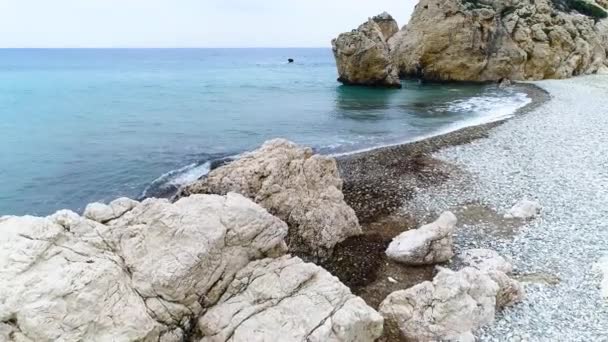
[288,58,294,63]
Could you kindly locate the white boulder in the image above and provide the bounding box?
[83,196,139,223]
[198,256,384,342]
[386,211,457,265]
[0,193,289,341]
[379,267,499,342]
[505,199,542,219]
[176,139,361,258]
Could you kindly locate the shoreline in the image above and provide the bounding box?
[319,82,550,308]
[329,75,608,340]
[336,82,550,223]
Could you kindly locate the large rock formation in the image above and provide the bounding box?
[198,256,384,341]
[379,267,500,341]
[175,139,362,258]
[389,0,608,81]
[331,13,402,87]
[0,193,382,342]
[385,211,457,265]
[0,193,289,341]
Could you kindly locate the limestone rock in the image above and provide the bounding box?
[386,211,457,265]
[379,267,499,341]
[175,139,361,258]
[372,12,400,42]
[505,199,542,219]
[487,270,525,308]
[198,256,384,342]
[0,193,288,341]
[461,248,513,274]
[83,196,139,223]
[389,0,608,81]
[331,15,401,87]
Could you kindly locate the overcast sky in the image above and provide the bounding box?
[0,0,416,48]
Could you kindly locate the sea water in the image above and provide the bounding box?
[0,48,530,215]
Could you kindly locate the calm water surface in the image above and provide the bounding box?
[0,48,529,215]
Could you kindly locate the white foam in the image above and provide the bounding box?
[330,91,531,157]
[140,161,211,198]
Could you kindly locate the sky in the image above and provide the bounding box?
[0,0,416,48]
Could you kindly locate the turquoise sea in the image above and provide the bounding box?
[0,48,530,216]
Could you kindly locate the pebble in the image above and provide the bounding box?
[404,76,608,341]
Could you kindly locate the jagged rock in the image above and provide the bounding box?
[460,249,524,308]
[198,256,384,342]
[461,248,513,274]
[331,14,401,88]
[505,199,542,219]
[0,193,288,341]
[487,270,525,308]
[379,267,499,342]
[389,0,608,81]
[385,211,457,265]
[175,139,361,258]
[372,12,400,42]
[83,197,139,223]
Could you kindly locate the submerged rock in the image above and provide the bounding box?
[331,14,401,88]
[198,256,384,341]
[385,211,457,265]
[175,139,362,258]
[0,193,288,341]
[379,267,499,341]
[505,199,542,219]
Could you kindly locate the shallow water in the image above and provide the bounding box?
[0,48,530,216]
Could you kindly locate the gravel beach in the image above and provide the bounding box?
[402,75,608,341]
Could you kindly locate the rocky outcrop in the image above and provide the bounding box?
[198,256,384,341]
[331,14,401,87]
[389,0,608,81]
[381,247,525,341]
[83,196,139,223]
[505,199,542,219]
[460,248,524,309]
[379,267,499,341]
[0,193,289,341]
[385,211,456,265]
[175,139,361,258]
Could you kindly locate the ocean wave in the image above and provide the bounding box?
[140,161,211,199]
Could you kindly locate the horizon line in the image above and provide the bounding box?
[0,46,331,49]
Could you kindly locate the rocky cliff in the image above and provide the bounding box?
[333,0,608,83]
[331,13,402,87]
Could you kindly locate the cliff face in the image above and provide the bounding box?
[391,0,608,81]
[333,0,608,83]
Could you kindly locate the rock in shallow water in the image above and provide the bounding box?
[385,211,457,265]
[198,255,384,342]
[331,14,401,88]
[0,193,289,341]
[175,139,362,259]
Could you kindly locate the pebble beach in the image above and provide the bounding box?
[403,75,608,341]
